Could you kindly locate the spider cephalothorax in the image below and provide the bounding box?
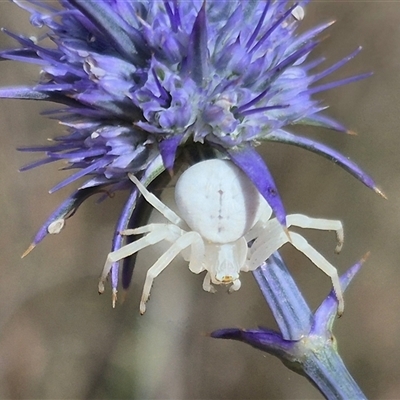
[99,159,344,314]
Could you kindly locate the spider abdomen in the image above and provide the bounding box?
[175,159,263,244]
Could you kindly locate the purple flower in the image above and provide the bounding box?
[211,253,369,398]
[0,1,381,295]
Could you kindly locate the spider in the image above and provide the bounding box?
[99,159,344,315]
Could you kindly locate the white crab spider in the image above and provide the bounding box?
[99,159,344,315]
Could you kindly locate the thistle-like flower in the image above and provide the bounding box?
[0,1,380,296]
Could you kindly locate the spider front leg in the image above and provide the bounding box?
[286,214,344,253]
[247,222,344,316]
[98,224,183,296]
[289,231,344,316]
[129,173,187,229]
[140,231,203,314]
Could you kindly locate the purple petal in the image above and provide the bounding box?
[22,186,106,256]
[253,253,312,340]
[227,146,286,226]
[312,47,363,83]
[245,1,270,49]
[289,21,335,52]
[159,135,183,172]
[210,327,294,355]
[66,0,147,65]
[164,1,179,33]
[307,72,373,95]
[0,87,51,100]
[312,255,367,335]
[266,129,384,195]
[0,49,45,64]
[299,113,349,133]
[269,40,319,81]
[0,86,79,107]
[250,3,297,54]
[110,187,140,293]
[109,155,165,292]
[185,2,208,86]
[49,157,111,193]
[19,157,57,171]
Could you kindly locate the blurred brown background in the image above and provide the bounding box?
[0,2,399,399]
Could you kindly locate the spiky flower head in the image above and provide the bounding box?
[0,0,380,295]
